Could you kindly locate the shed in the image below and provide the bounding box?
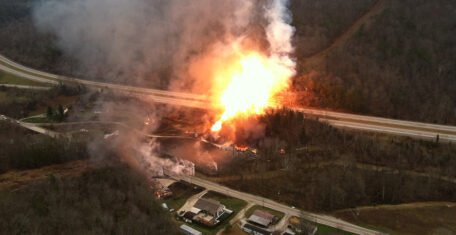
[180,224,202,235]
[243,223,272,235]
[248,210,275,227]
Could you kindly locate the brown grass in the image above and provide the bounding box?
[333,202,456,234]
[0,160,94,191]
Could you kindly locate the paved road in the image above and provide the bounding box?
[0,63,58,85]
[2,54,456,142]
[295,107,456,143]
[171,174,383,235]
[0,84,51,90]
[0,54,206,101]
[0,114,64,138]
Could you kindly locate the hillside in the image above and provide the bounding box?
[1,0,455,124]
[293,0,456,125]
[0,165,179,234]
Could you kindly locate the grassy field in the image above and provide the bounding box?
[0,71,46,86]
[222,224,247,235]
[245,205,285,221]
[21,116,50,123]
[163,181,204,210]
[0,59,58,82]
[289,216,356,235]
[0,160,93,191]
[333,202,456,234]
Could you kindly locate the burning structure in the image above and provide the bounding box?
[208,0,296,136]
[32,0,298,177]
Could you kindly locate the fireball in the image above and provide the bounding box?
[211,50,293,132]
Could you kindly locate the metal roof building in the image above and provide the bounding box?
[247,210,275,227]
[243,223,272,235]
[180,224,202,235]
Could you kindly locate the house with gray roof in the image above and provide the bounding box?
[248,209,276,227]
[192,198,225,218]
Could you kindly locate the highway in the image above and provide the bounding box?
[296,107,456,143]
[2,54,456,142]
[0,84,51,90]
[0,54,206,101]
[171,174,383,235]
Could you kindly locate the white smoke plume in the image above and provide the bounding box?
[138,140,195,177]
[32,0,296,175]
[265,0,296,76]
[32,0,259,89]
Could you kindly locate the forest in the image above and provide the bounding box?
[214,109,456,212]
[0,165,179,234]
[1,0,455,124]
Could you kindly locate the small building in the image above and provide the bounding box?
[180,224,202,235]
[248,210,276,227]
[243,223,272,235]
[192,198,225,218]
[282,230,295,235]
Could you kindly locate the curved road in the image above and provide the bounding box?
[296,107,456,143]
[0,54,206,101]
[2,54,456,142]
[171,174,384,235]
[0,84,51,90]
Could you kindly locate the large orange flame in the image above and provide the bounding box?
[211,51,292,132]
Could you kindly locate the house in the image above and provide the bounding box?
[243,223,272,235]
[247,210,276,227]
[180,224,202,235]
[192,198,225,218]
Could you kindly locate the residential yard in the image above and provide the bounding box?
[199,191,248,235]
[0,71,46,86]
[163,181,204,210]
[245,205,285,221]
[332,202,456,235]
[222,224,247,235]
[172,190,248,235]
[289,216,356,235]
[202,191,248,215]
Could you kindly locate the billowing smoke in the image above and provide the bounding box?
[137,140,195,177]
[265,0,296,75]
[32,0,296,175]
[32,0,259,89]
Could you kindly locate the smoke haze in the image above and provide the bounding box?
[33,0,260,90]
[32,0,296,175]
